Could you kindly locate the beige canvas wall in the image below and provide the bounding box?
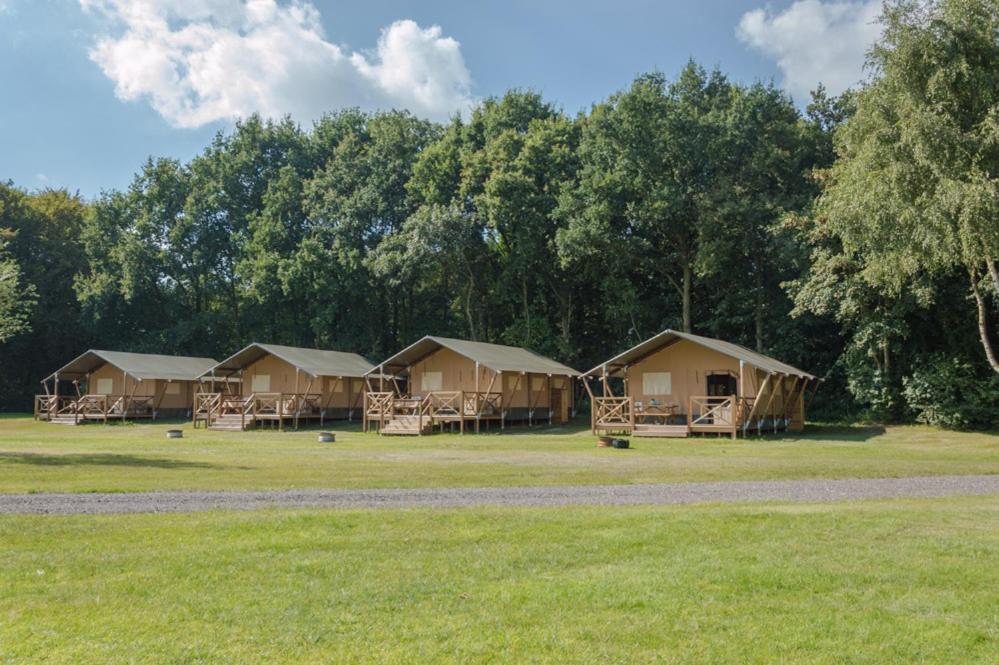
[409,347,494,395]
[622,339,806,420]
[624,339,741,412]
[408,346,571,421]
[238,353,364,410]
[321,376,365,410]
[86,363,195,409]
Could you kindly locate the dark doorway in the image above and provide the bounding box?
[706,373,737,397]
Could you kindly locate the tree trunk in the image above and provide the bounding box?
[522,274,531,342]
[463,259,478,341]
[464,281,477,341]
[970,268,999,373]
[681,262,692,333]
[754,268,765,352]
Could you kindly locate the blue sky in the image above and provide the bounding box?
[0,0,880,197]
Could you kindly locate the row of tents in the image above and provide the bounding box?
[35,331,817,438]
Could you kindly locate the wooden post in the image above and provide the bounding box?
[742,373,771,437]
[474,361,480,433]
[581,375,596,433]
[547,374,553,425]
[760,374,783,434]
[498,372,504,430]
[346,377,352,421]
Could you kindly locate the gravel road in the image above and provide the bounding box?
[1,474,998,515]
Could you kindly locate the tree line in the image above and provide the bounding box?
[2,0,997,428]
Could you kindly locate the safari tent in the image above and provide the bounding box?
[364,336,579,435]
[195,343,375,430]
[35,350,218,424]
[583,330,818,439]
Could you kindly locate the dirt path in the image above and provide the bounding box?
[1,475,997,515]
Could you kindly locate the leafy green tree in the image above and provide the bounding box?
[302,110,441,355]
[558,63,732,335]
[698,82,814,352]
[810,0,999,372]
[0,183,86,407]
[0,229,36,342]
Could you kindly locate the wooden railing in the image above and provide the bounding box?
[592,396,634,433]
[36,393,166,424]
[77,395,109,423]
[364,390,508,434]
[364,392,394,432]
[689,396,736,429]
[34,395,60,420]
[463,392,501,418]
[426,391,462,417]
[193,392,221,428]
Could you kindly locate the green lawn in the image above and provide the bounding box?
[1,496,997,663]
[0,415,997,493]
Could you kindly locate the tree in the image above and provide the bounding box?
[302,110,441,355]
[0,229,36,342]
[811,0,999,372]
[0,183,86,408]
[698,82,814,352]
[558,63,732,334]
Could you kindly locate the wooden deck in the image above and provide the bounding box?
[591,394,799,440]
[34,394,156,424]
[192,392,336,431]
[364,391,529,435]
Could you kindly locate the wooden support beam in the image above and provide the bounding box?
[759,374,783,434]
[742,373,771,435]
[581,376,596,433]
[546,374,553,425]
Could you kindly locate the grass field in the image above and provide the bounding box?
[0,415,997,493]
[1,496,997,663]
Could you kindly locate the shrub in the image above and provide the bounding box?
[902,355,999,430]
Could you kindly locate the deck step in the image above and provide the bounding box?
[47,416,82,426]
[381,415,432,435]
[633,424,689,438]
[208,414,256,431]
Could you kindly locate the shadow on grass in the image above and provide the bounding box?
[793,424,887,442]
[0,452,241,470]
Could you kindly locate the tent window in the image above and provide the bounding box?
[421,371,443,392]
[331,379,345,393]
[95,378,114,395]
[165,382,181,395]
[531,377,544,391]
[251,374,271,392]
[642,372,672,396]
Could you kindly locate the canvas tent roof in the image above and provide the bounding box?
[366,336,580,377]
[582,330,815,380]
[206,343,375,379]
[45,350,218,383]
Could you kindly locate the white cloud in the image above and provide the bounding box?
[80,0,476,128]
[737,0,882,99]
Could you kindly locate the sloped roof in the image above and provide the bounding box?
[46,350,218,382]
[366,336,579,376]
[582,330,815,380]
[207,343,375,379]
